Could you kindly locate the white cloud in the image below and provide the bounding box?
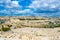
[0,9,33,14]
[0,0,33,15]
[14,9,33,14]
[29,0,60,10]
[0,0,22,8]
[29,1,40,9]
[0,0,60,16]
[0,10,11,14]
[50,4,57,8]
[11,1,20,7]
[5,0,11,3]
[0,0,11,4]
[6,1,22,8]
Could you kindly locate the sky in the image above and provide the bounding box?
[0,0,60,17]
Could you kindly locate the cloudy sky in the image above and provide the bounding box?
[0,0,60,17]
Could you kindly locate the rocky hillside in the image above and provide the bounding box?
[0,16,60,40]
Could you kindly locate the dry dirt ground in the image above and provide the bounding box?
[0,27,60,40]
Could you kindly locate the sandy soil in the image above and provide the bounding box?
[0,27,60,40]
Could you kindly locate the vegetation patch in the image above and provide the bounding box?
[2,27,10,32]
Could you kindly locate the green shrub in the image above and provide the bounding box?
[2,27,10,32]
[44,25,54,28]
[0,20,5,24]
[56,24,60,27]
[0,29,1,31]
[58,30,60,32]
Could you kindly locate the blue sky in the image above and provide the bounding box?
[0,0,60,17]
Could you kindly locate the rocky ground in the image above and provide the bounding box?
[0,27,60,40]
[0,16,60,40]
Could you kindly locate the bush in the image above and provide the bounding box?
[2,27,10,32]
[58,30,60,32]
[7,24,12,27]
[44,25,54,28]
[56,24,60,27]
[0,20,5,24]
